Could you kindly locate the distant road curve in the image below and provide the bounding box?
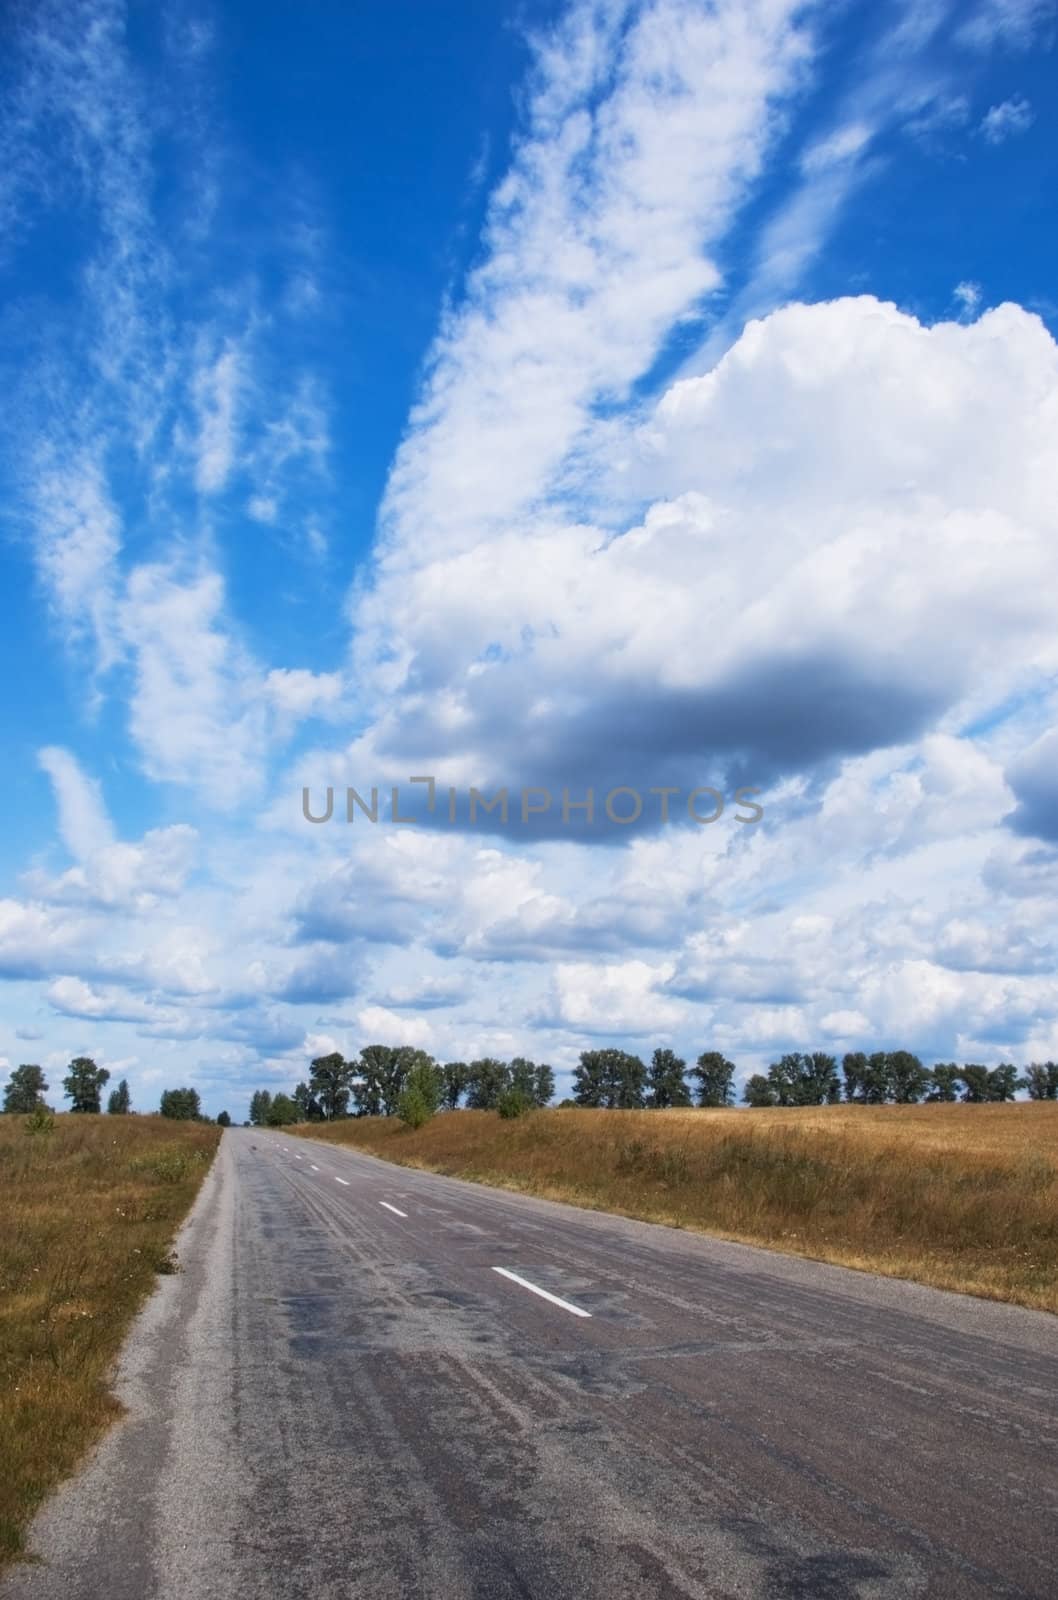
[5,1127,1056,1599]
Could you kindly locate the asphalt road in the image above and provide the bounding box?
[6,1128,1058,1600]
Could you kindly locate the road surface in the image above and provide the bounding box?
[5,1127,1057,1599]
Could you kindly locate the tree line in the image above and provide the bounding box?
[1,1059,232,1126]
[742,1053,1058,1106]
[248,1044,1058,1129]
[249,1048,558,1129]
[8,1045,1053,1132]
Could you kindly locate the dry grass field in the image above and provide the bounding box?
[0,1113,220,1567]
[295,1102,1058,1313]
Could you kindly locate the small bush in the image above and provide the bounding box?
[497,1088,533,1120]
[23,1106,55,1136]
[396,1086,432,1129]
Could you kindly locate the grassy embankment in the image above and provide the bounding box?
[0,1114,220,1567]
[295,1103,1058,1313]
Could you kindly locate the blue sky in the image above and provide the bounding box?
[1,0,1057,1116]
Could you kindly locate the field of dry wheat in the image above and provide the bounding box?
[295,1102,1058,1313]
[0,1113,219,1566]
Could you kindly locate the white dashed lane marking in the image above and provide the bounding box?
[491,1266,591,1319]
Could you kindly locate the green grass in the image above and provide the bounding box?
[0,1114,219,1567]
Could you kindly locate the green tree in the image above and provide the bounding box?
[861,1052,894,1104]
[888,1051,930,1104]
[572,1050,607,1107]
[440,1061,469,1110]
[958,1064,991,1103]
[766,1052,839,1106]
[926,1064,960,1102]
[404,1057,442,1116]
[64,1056,110,1114]
[265,1093,299,1126]
[217,1110,232,1127]
[509,1057,556,1107]
[309,1052,352,1119]
[1025,1062,1058,1100]
[107,1078,131,1115]
[160,1087,201,1120]
[646,1048,691,1108]
[4,1063,48,1114]
[611,1051,647,1109]
[352,1046,388,1116]
[533,1062,555,1106]
[249,1089,273,1126]
[841,1052,868,1102]
[987,1063,1023,1102]
[354,1046,437,1117]
[743,1073,776,1107]
[465,1058,511,1110]
[573,1049,646,1109]
[692,1051,736,1107]
[497,1086,533,1118]
[396,1081,428,1132]
[292,1081,323,1121]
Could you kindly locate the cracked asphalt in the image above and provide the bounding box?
[5,1127,1057,1599]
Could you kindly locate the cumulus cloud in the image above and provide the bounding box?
[1005,728,1058,842]
[541,959,685,1035]
[344,298,1058,819]
[356,1005,432,1048]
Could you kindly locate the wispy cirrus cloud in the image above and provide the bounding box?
[371,0,818,576]
[3,0,338,801]
[957,0,1056,52]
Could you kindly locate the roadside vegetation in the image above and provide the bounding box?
[294,1103,1058,1314]
[250,1044,1058,1129]
[0,1110,219,1567]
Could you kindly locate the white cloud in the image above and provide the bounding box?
[247,495,277,523]
[958,0,1056,51]
[25,825,198,913]
[544,959,685,1035]
[119,564,269,806]
[265,669,343,719]
[820,1010,872,1037]
[370,0,814,573]
[953,280,981,319]
[47,976,174,1025]
[31,460,122,670]
[192,341,244,493]
[799,121,874,175]
[345,298,1058,818]
[356,1005,432,1048]
[38,747,115,861]
[979,95,1035,143]
[0,899,92,980]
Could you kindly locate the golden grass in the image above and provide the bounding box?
[0,1114,219,1566]
[295,1103,1058,1313]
